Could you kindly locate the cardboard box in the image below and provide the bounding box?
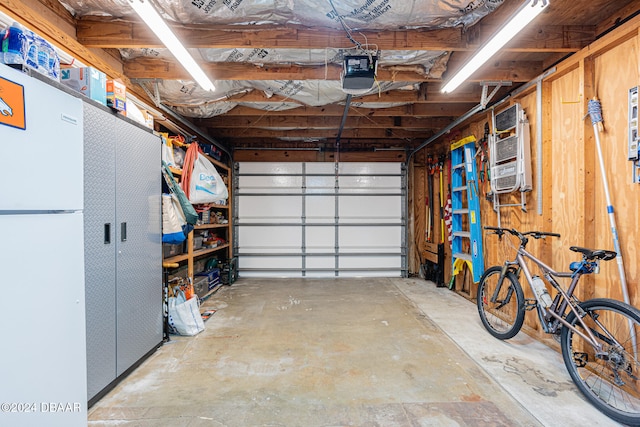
[61,67,107,105]
[106,79,126,111]
[140,109,154,129]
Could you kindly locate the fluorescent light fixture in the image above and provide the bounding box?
[128,0,215,92]
[441,0,549,93]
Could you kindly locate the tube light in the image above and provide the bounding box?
[441,0,549,93]
[128,0,215,92]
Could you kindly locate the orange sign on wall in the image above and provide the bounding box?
[0,75,26,130]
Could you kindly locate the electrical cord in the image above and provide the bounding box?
[327,0,362,50]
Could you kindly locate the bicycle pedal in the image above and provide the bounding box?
[524,298,538,311]
[573,352,588,367]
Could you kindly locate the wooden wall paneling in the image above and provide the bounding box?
[593,37,640,305]
[410,158,425,274]
[551,68,585,292]
[580,56,597,302]
[408,160,418,274]
[542,80,555,261]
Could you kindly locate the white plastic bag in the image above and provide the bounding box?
[167,293,205,336]
[189,153,229,204]
[161,137,176,167]
[162,193,186,244]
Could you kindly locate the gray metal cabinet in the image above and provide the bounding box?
[83,102,162,402]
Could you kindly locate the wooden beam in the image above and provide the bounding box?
[77,19,465,50]
[226,85,503,104]
[210,104,473,118]
[0,0,158,110]
[197,115,455,129]
[77,18,594,53]
[124,57,542,82]
[208,127,430,139]
[0,0,124,78]
[548,13,640,82]
[233,149,407,162]
[231,138,416,146]
[467,25,594,53]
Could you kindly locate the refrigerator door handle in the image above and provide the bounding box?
[121,222,127,242]
[104,223,111,244]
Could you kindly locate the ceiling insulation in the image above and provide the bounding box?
[60,0,503,29]
[58,0,503,122]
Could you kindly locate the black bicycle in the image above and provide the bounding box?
[478,226,640,425]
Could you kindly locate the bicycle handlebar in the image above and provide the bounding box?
[484,226,561,246]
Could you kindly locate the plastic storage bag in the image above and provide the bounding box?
[189,153,228,204]
[162,193,186,244]
[167,290,205,336]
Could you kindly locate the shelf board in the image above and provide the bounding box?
[193,243,231,259]
[195,223,229,230]
[163,252,189,263]
[193,203,229,209]
[163,243,230,264]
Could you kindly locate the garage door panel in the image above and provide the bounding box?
[306,163,335,174]
[240,256,301,269]
[239,175,303,193]
[306,175,334,192]
[239,196,303,223]
[235,162,406,277]
[338,196,401,223]
[338,162,400,175]
[338,176,402,193]
[306,226,335,252]
[306,196,335,223]
[238,226,302,249]
[338,226,401,252]
[240,162,303,174]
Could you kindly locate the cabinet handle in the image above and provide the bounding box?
[104,223,111,244]
[121,222,127,242]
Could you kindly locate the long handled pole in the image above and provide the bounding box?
[587,99,636,353]
[587,99,631,305]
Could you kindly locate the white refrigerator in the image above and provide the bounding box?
[0,64,87,426]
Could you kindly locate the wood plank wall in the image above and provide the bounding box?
[412,15,640,344]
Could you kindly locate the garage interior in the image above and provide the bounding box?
[2,0,640,426]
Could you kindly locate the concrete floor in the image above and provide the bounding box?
[88,278,620,426]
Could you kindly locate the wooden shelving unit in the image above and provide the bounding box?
[163,152,233,288]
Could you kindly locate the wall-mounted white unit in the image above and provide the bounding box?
[490,103,533,194]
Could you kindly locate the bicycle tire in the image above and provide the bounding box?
[560,298,640,425]
[476,266,525,340]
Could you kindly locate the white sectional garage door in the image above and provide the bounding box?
[234,162,406,277]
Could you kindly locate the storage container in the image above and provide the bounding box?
[192,276,209,299]
[61,67,107,105]
[163,243,183,258]
[195,268,221,290]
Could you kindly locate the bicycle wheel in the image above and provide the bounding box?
[476,266,525,340]
[560,298,640,425]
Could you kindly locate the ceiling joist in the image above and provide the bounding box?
[76,18,591,53]
[124,57,543,82]
[200,105,473,119]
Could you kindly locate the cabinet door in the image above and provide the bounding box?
[115,119,163,376]
[83,103,117,400]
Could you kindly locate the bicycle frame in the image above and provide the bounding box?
[507,247,607,354]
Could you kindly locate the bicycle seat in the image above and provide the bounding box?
[569,246,617,261]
